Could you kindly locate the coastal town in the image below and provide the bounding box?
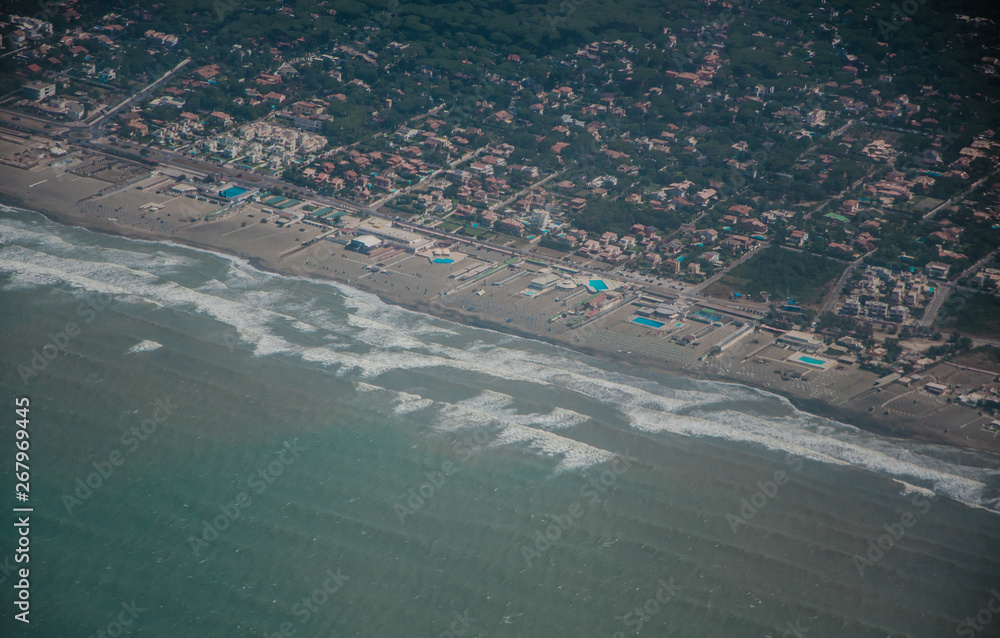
[2,0,1000,451]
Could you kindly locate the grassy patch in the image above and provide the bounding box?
[719,247,845,305]
[938,291,1000,336]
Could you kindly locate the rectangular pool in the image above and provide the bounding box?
[589,279,609,291]
[788,353,832,368]
[632,317,665,328]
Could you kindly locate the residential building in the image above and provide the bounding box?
[22,81,55,101]
[924,261,950,279]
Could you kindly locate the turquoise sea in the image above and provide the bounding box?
[1,207,999,637]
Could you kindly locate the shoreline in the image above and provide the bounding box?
[2,160,998,455]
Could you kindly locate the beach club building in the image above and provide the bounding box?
[348,235,382,254]
[529,273,561,290]
[354,219,432,252]
[216,184,257,203]
[776,330,824,353]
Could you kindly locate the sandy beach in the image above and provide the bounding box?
[2,141,998,456]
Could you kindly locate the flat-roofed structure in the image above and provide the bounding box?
[776,329,823,353]
[217,184,256,203]
[355,219,432,252]
[23,81,55,101]
[529,273,560,290]
[348,235,382,254]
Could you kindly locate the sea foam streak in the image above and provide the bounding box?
[2,211,998,511]
[127,340,162,354]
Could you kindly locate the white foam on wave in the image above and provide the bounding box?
[345,312,434,350]
[223,261,269,286]
[393,391,435,415]
[197,279,229,293]
[0,244,308,359]
[7,212,998,509]
[332,280,460,339]
[894,479,937,499]
[127,340,163,354]
[686,408,996,508]
[1,216,196,274]
[0,248,162,297]
[432,391,606,472]
[350,382,436,415]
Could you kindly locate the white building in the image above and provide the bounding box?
[777,330,823,353]
[348,235,382,254]
[530,209,551,228]
[22,81,55,101]
[529,273,560,290]
[354,219,432,252]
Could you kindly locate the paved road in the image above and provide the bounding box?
[688,243,769,295]
[920,283,950,328]
[488,169,565,213]
[89,59,192,131]
[371,146,484,209]
[819,250,874,314]
[922,169,1000,220]
[917,247,1000,328]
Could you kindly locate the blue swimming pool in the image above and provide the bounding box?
[791,355,829,367]
[432,258,455,264]
[220,186,249,199]
[633,317,665,328]
[589,279,609,291]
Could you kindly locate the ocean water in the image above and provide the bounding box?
[1,206,999,637]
